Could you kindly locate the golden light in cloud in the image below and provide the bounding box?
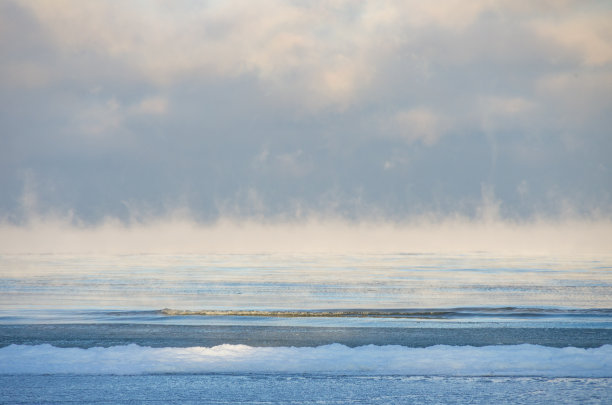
[533,14,612,67]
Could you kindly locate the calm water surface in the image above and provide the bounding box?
[1,252,611,311]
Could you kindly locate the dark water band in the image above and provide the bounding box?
[2,324,611,348]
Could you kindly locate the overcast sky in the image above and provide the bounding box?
[1,0,611,225]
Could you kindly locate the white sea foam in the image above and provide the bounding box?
[1,344,611,376]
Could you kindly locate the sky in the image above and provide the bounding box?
[1,0,611,238]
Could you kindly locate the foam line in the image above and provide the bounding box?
[1,343,611,376]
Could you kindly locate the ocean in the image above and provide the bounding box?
[1,252,611,404]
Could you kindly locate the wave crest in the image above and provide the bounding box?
[1,343,611,376]
[159,307,612,319]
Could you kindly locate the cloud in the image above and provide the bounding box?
[0,62,50,89]
[1,0,611,225]
[130,97,168,116]
[532,12,612,67]
[16,0,377,110]
[72,98,123,136]
[477,96,536,133]
[482,97,535,117]
[19,0,598,111]
[536,71,612,121]
[390,108,448,145]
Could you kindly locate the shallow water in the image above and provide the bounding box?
[1,375,611,405]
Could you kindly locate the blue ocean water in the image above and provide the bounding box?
[1,252,611,404]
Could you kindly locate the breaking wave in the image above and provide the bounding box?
[1,343,611,376]
[158,307,612,319]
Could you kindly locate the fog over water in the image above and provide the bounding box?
[1,216,611,255]
[1,2,611,403]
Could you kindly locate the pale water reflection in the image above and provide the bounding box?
[1,253,611,311]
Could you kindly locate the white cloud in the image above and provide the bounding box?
[478,96,536,134]
[73,98,123,136]
[17,0,612,113]
[536,71,612,127]
[275,149,312,177]
[19,0,378,110]
[129,96,168,115]
[67,95,169,138]
[391,108,447,145]
[532,12,612,67]
[482,97,535,116]
[14,0,556,110]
